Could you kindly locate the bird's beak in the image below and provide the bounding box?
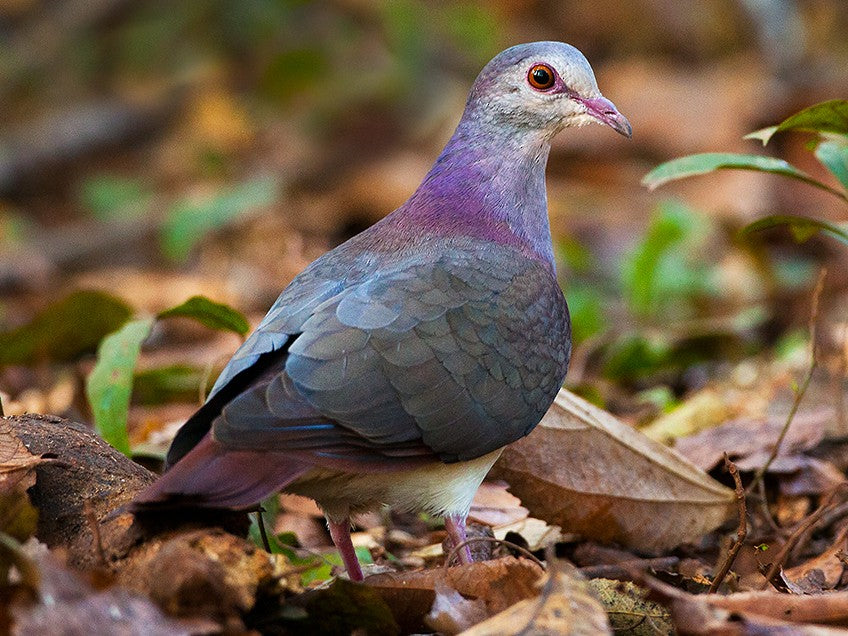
[578,95,632,138]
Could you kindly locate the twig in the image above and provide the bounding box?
[760,484,846,590]
[753,477,785,536]
[255,507,271,553]
[84,500,107,568]
[444,537,545,572]
[710,455,747,592]
[747,268,827,496]
[817,501,848,531]
[579,556,679,579]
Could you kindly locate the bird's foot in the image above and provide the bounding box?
[327,518,364,582]
[444,514,473,565]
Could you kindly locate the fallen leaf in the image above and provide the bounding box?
[367,557,543,632]
[0,420,45,543]
[590,578,673,635]
[285,578,399,635]
[468,480,529,528]
[11,542,211,636]
[640,388,730,444]
[674,409,832,472]
[459,560,611,636]
[783,527,848,592]
[425,582,488,635]
[493,517,561,552]
[491,389,734,552]
[0,420,45,490]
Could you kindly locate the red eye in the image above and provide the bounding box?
[528,64,556,90]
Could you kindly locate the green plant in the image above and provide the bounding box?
[642,99,848,244]
[84,295,249,455]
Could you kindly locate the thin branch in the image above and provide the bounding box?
[579,556,679,579]
[84,500,107,569]
[710,455,747,592]
[760,485,846,590]
[444,536,545,571]
[747,268,827,495]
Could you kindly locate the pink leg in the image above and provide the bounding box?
[327,518,363,581]
[444,514,473,565]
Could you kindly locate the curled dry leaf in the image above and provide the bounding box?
[468,480,529,528]
[366,557,542,633]
[0,419,47,492]
[0,419,48,546]
[782,528,848,592]
[643,573,848,634]
[458,559,611,636]
[491,389,734,552]
[424,582,488,635]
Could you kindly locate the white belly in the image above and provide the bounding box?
[286,449,503,523]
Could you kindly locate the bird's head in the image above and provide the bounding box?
[466,41,631,140]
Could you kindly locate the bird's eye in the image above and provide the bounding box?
[527,64,556,90]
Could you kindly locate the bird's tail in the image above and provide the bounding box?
[132,434,312,510]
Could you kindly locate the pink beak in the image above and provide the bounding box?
[579,95,632,138]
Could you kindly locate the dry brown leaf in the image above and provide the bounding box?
[0,419,45,491]
[12,542,214,636]
[491,389,734,552]
[642,573,848,635]
[493,517,561,552]
[367,557,542,631]
[459,560,611,636]
[590,578,673,635]
[783,528,848,593]
[424,582,488,635]
[468,480,529,528]
[703,589,848,625]
[674,409,832,472]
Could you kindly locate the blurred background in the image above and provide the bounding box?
[1,0,847,443]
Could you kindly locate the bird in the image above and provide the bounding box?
[132,41,631,581]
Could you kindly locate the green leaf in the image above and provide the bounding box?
[642,153,844,199]
[0,290,133,366]
[815,137,848,191]
[160,177,278,262]
[86,317,154,455]
[158,295,249,336]
[564,284,606,344]
[745,100,848,146]
[78,175,150,220]
[301,547,374,586]
[740,214,848,246]
[620,200,708,317]
[133,364,209,405]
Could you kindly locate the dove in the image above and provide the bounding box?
[133,41,631,581]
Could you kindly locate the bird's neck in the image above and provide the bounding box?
[403,116,556,268]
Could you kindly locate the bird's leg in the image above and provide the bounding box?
[444,514,473,564]
[327,518,364,582]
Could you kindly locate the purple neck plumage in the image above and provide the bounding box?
[397,108,556,269]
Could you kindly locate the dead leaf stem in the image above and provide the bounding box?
[709,455,746,593]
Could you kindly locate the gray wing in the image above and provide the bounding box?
[212,245,570,464]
